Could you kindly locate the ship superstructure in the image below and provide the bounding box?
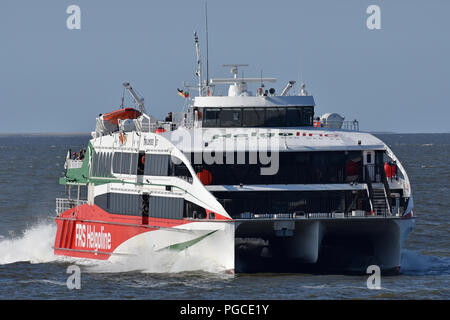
[54,48,414,274]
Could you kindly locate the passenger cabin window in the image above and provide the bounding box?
[112,152,137,175]
[91,151,113,177]
[144,154,170,176]
[202,106,314,128]
[94,192,205,220]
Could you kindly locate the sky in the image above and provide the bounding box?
[0,0,449,133]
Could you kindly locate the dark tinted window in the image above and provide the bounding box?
[286,107,302,127]
[242,108,265,127]
[214,190,371,218]
[203,109,219,127]
[202,106,314,128]
[265,108,286,127]
[189,151,363,185]
[184,200,207,219]
[219,108,242,127]
[170,156,193,183]
[302,107,314,126]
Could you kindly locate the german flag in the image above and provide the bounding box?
[177,88,190,98]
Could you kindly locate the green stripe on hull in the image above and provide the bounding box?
[158,230,218,252]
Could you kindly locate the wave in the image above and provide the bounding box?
[0,222,229,275]
[2,223,447,276]
[0,222,62,265]
[400,249,450,276]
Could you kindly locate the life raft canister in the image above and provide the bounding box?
[345,160,360,176]
[384,162,397,178]
[197,169,213,185]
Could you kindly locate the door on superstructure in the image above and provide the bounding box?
[363,150,375,182]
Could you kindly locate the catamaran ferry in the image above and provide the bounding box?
[54,40,414,274]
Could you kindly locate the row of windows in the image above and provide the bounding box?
[94,193,207,220]
[214,190,371,218]
[90,152,193,182]
[202,106,314,128]
[186,151,366,185]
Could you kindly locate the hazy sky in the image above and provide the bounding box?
[1,0,449,133]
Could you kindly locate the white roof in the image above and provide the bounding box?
[165,127,386,153]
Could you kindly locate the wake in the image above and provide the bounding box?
[1,222,447,276]
[0,222,229,274]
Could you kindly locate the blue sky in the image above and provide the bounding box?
[0,0,449,133]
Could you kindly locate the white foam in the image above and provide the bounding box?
[85,248,228,274]
[0,222,229,274]
[0,222,60,265]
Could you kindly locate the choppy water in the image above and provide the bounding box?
[0,133,448,299]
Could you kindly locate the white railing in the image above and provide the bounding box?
[55,198,88,215]
[65,159,84,169]
[341,120,360,131]
[314,120,359,131]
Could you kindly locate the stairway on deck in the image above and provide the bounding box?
[372,188,390,216]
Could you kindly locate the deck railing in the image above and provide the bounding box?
[55,198,88,215]
[314,120,359,131]
[65,159,84,169]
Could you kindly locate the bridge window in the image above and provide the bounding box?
[202,106,314,128]
[220,108,242,127]
[203,109,219,127]
[242,108,265,127]
[286,107,302,127]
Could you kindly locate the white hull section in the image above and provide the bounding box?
[110,221,235,273]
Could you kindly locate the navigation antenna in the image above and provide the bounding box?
[205,2,210,93]
[194,32,202,96]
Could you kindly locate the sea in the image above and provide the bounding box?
[0,133,448,300]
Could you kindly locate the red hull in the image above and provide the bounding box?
[54,204,192,260]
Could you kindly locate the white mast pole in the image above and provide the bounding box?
[205,2,210,95]
[194,32,202,96]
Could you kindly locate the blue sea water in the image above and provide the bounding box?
[0,133,448,299]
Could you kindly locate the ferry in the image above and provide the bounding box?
[54,40,414,274]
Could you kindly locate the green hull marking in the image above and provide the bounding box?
[158,230,218,252]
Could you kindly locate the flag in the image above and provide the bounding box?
[177,88,190,98]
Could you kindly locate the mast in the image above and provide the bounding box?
[205,2,210,93]
[194,32,202,96]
